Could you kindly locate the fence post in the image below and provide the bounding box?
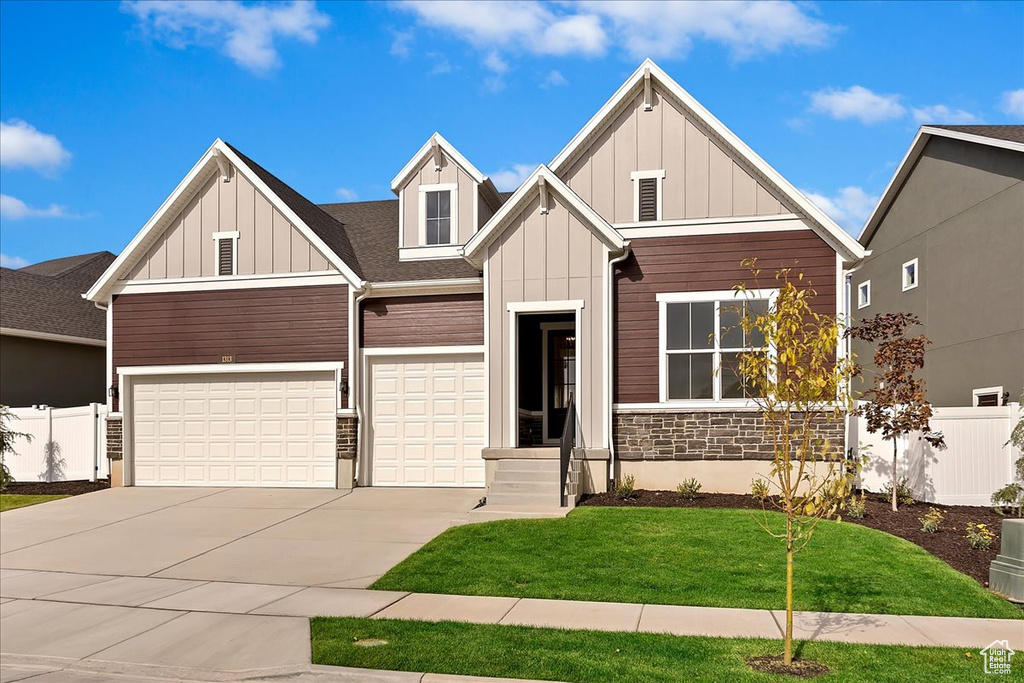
[46,406,53,483]
[91,402,100,483]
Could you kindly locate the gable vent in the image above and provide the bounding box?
[218,237,234,276]
[638,177,658,222]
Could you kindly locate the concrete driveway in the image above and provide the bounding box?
[0,486,481,587]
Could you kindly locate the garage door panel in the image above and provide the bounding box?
[132,371,336,487]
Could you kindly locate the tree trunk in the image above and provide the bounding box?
[785,521,794,665]
[891,437,899,513]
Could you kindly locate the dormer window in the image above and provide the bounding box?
[631,170,665,222]
[213,231,239,276]
[420,183,458,246]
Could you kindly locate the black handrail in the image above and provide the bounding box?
[559,393,576,507]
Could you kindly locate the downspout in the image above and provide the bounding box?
[352,284,372,486]
[606,245,632,490]
[842,252,870,462]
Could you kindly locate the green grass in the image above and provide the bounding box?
[0,494,68,512]
[312,617,995,683]
[373,507,1021,619]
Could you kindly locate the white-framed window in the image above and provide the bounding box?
[972,386,1004,407]
[902,258,919,291]
[857,280,871,309]
[631,170,665,222]
[212,231,239,276]
[419,183,458,246]
[657,290,776,404]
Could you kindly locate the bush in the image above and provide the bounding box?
[615,474,636,500]
[750,478,770,502]
[991,482,1023,517]
[919,507,943,533]
[847,498,866,519]
[881,478,916,506]
[676,478,702,499]
[964,522,995,550]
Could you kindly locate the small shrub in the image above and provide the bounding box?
[847,497,866,519]
[964,522,995,550]
[616,474,636,500]
[751,478,770,502]
[676,477,702,499]
[919,507,943,533]
[881,478,916,506]
[991,481,1024,518]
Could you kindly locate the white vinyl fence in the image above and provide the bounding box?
[4,404,108,483]
[849,403,1022,506]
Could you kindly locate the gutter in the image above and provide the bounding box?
[351,284,372,486]
[606,244,632,489]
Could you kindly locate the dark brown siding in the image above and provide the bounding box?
[112,284,347,410]
[361,293,484,348]
[614,230,837,403]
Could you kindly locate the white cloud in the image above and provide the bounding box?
[999,89,1024,119]
[0,254,30,269]
[809,86,906,125]
[541,70,568,88]
[427,51,452,75]
[803,186,878,233]
[489,163,536,191]
[911,104,979,125]
[0,120,71,174]
[484,51,509,74]
[390,29,414,57]
[123,0,330,74]
[335,187,358,201]
[0,194,77,221]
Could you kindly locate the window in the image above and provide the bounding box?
[902,258,918,291]
[658,291,774,403]
[858,280,871,309]
[631,170,665,222]
[213,231,239,276]
[973,386,1004,407]
[419,184,458,246]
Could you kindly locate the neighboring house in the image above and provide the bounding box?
[1,251,116,408]
[852,126,1024,407]
[87,60,864,498]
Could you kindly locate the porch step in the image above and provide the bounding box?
[497,459,561,474]
[490,479,562,495]
[454,507,570,525]
[485,492,562,508]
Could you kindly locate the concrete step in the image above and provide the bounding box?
[490,480,562,495]
[457,507,570,524]
[486,492,562,508]
[495,459,561,474]
[492,468,560,483]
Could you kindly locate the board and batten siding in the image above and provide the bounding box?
[400,152,478,248]
[111,284,347,410]
[486,193,608,450]
[128,172,333,280]
[361,294,484,348]
[614,230,837,404]
[561,85,788,224]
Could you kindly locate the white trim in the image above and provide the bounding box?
[0,327,105,347]
[630,169,666,222]
[211,231,240,239]
[902,257,919,292]
[655,290,773,304]
[364,278,483,298]
[105,302,113,411]
[857,280,871,309]
[540,321,575,444]
[507,299,585,314]
[398,245,463,262]
[347,286,357,412]
[617,216,807,238]
[213,231,239,277]
[418,183,459,247]
[111,271,347,296]
[482,258,490,449]
[613,402,763,412]
[463,165,626,267]
[391,132,487,192]
[361,345,485,357]
[972,386,1005,407]
[548,59,864,261]
[118,361,344,377]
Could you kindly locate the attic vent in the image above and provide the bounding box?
[213,231,239,276]
[638,178,658,222]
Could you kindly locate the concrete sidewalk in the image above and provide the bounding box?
[3,569,1021,652]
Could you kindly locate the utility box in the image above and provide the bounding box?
[990,519,1024,603]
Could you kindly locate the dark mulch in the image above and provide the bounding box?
[746,655,830,678]
[4,480,110,496]
[581,490,1013,586]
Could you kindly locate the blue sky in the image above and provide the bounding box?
[1,0,1022,268]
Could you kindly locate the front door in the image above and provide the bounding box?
[545,329,576,441]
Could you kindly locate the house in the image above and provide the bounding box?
[1,251,115,408]
[852,126,1024,407]
[86,60,863,498]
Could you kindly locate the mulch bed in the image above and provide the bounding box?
[580,489,1014,587]
[747,655,830,678]
[3,480,110,496]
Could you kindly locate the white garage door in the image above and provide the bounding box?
[132,371,337,487]
[369,355,485,487]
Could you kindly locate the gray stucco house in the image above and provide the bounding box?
[0,252,114,408]
[852,125,1024,407]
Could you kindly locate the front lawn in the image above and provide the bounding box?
[373,507,1021,619]
[312,617,992,682]
[0,494,68,512]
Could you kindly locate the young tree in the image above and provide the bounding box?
[0,405,31,491]
[731,262,856,667]
[847,313,945,512]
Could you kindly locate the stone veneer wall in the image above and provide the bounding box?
[337,415,358,460]
[106,416,123,461]
[613,410,845,461]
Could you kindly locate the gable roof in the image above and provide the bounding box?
[548,59,865,261]
[462,165,627,268]
[390,132,503,214]
[86,139,365,302]
[858,125,1024,247]
[1,251,115,343]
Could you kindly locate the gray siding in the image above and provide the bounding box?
[0,335,106,408]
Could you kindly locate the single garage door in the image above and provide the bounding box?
[132,371,336,487]
[368,355,485,486]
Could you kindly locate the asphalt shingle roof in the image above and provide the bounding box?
[930,125,1024,145]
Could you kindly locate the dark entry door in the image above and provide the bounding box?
[547,329,576,440]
